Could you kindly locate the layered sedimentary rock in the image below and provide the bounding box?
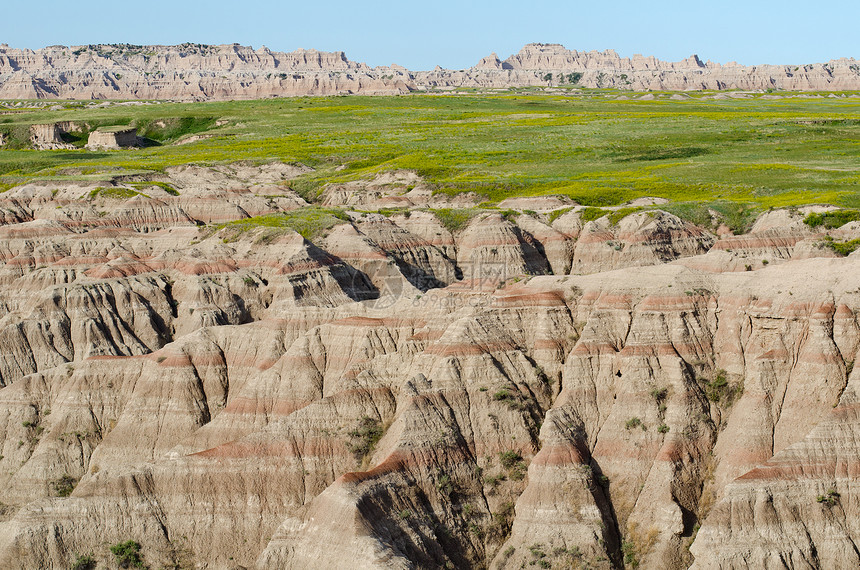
[0,42,858,100]
[29,123,73,149]
[85,126,138,149]
[0,165,859,568]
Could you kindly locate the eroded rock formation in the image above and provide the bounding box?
[0,42,857,100]
[0,165,858,568]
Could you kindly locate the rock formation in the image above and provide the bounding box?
[29,123,73,149]
[0,164,858,568]
[0,42,858,100]
[85,126,139,150]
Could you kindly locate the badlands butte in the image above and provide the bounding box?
[0,51,858,569]
[0,42,859,99]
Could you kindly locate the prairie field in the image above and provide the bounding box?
[1,91,858,223]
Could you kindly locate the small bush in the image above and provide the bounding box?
[71,554,96,570]
[657,424,670,434]
[499,450,527,480]
[493,389,512,401]
[817,489,840,506]
[483,473,507,487]
[622,540,639,568]
[499,450,523,470]
[437,472,454,496]
[53,474,78,497]
[492,388,526,410]
[625,417,644,430]
[110,540,145,569]
[804,210,860,229]
[821,235,860,256]
[704,369,742,405]
[347,416,384,461]
[649,387,668,402]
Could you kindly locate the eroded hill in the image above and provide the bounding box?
[1,42,858,100]
[0,164,859,568]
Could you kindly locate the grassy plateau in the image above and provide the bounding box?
[1,90,858,229]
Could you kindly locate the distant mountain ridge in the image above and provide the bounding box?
[0,42,857,99]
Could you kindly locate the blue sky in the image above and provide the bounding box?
[2,0,857,69]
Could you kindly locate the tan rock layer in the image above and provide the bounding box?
[1,42,858,100]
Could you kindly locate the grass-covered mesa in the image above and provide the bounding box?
[217,207,350,241]
[0,91,858,216]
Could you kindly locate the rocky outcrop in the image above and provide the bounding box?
[1,164,860,568]
[0,42,858,100]
[86,126,138,149]
[29,123,73,149]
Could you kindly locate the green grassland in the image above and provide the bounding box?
[1,91,858,228]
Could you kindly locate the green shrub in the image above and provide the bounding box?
[822,235,860,256]
[817,489,840,506]
[110,540,145,569]
[566,72,584,84]
[625,417,644,430]
[53,474,78,497]
[71,554,96,570]
[804,210,860,229]
[622,540,639,568]
[499,450,523,469]
[347,416,384,461]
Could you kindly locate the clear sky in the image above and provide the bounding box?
[2,0,858,69]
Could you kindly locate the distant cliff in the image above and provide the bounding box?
[0,42,858,99]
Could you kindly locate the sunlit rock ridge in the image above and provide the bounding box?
[0,42,857,99]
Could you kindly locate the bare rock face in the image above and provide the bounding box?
[29,123,73,149]
[85,126,139,149]
[0,42,857,100]
[1,164,860,569]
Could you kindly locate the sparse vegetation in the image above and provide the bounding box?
[804,209,860,229]
[346,416,384,461]
[622,540,640,568]
[110,540,145,569]
[817,489,840,506]
[432,208,480,233]
[499,450,528,480]
[821,235,860,256]
[702,369,742,406]
[625,417,645,431]
[88,186,145,200]
[217,207,349,241]
[129,180,179,195]
[52,474,78,497]
[71,554,96,570]
[492,387,527,410]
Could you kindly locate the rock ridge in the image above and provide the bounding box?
[0,42,858,100]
